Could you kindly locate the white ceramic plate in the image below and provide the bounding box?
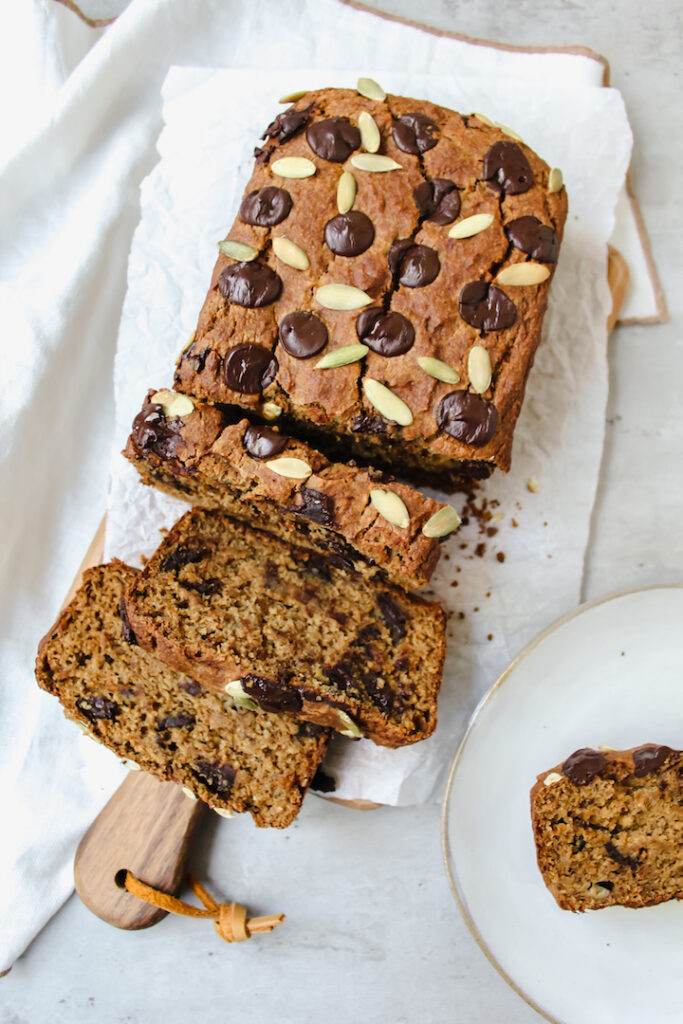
[441,585,683,1024]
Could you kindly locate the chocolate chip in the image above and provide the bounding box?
[311,768,336,792]
[632,745,673,777]
[562,748,607,786]
[190,760,236,796]
[279,311,328,359]
[483,141,534,195]
[294,487,335,527]
[179,679,202,695]
[362,670,394,715]
[306,118,360,162]
[119,598,137,645]
[351,411,388,435]
[242,673,303,713]
[156,713,195,730]
[377,592,407,642]
[223,344,278,394]
[506,216,559,263]
[436,391,499,447]
[392,112,439,154]
[261,103,314,145]
[324,211,375,257]
[324,660,357,692]
[604,841,639,873]
[218,262,282,308]
[239,186,292,227]
[388,240,440,288]
[253,144,275,165]
[243,424,289,459]
[180,578,222,596]
[356,307,415,356]
[131,402,183,459]
[160,544,208,574]
[459,281,516,331]
[76,696,120,723]
[413,179,461,224]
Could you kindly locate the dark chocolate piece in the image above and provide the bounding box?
[239,186,292,227]
[159,544,208,574]
[506,216,559,263]
[156,713,195,730]
[324,660,357,692]
[218,262,282,308]
[362,669,394,715]
[75,696,120,723]
[351,411,388,434]
[324,211,375,257]
[392,112,439,154]
[356,307,415,357]
[242,673,303,713]
[261,103,314,145]
[253,145,275,165]
[223,344,278,394]
[306,118,360,162]
[294,487,335,527]
[190,760,236,796]
[119,598,138,645]
[243,424,289,460]
[483,141,534,195]
[131,402,183,460]
[459,281,516,331]
[436,391,499,447]
[279,311,328,359]
[388,240,440,288]
[179,679,202,695]
[377,592,407,642]
[180,578,223,596]
[604,841,640,873]
[413,179,461,224]
[632,745,673,777]
[562,748,607,786]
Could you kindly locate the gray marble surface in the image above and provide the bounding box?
[3,1,681,1022]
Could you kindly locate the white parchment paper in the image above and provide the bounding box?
[106,66,632,804]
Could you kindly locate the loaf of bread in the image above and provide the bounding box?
[35,561,329,828]
[531,744,683,911]
[125,389,461,590]
[173,85,567,484]
[122,509,446,748]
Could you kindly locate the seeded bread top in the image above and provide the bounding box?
[174,84,567,478]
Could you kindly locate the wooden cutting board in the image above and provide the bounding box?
[71,247,628,930]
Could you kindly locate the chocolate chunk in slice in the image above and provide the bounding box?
[437,391,499,447]
[377,592,407,642]
[242,673,304,713]
[306,118,360,162]
[458,281,516,331]
[239,186,292,227]
[388,240,440,288]
[356,307,415,357]
[506,216,559,263]
[159,544,208,574]
[131,402,183,459]
[156,713,195,730]
[413,179,461,225]
[279,311,328,359]
[76,696,120,723]
[483,141,534,195]
[392,113,439,154]
[190,760,236,796]
[243,424,289,460]
[294,487,335,527]
[223,344,278,394]
[218,262,282,308]
[562,748,607,785]
[324,211,375,256]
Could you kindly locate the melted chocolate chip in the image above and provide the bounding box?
[388,240,440,288]
[351,412,388,435]
[218,262,282,308]
[324,211,375,256]
[306,118,360,162]
[604,841,639,873]
[223,344,278,394]
[119,598,137,645]
[243,424,289,459]
[413,179,461,225]
[377,592,407,642]
[160,544,207,574]
[459,281,516,331]
[156,713,195,730]
[362,670,394,715]
[239,186,292,227]
[437,391,498,447]
[190,760,236,796]
[506,216,559,263]
[356,307,415,357]
[180,578,222,596]
[324,661,357,692]
[131,402,183,459]
[294,487,335,527]
[254,145,275,165]
[279,311,328,359]
[76,696,120,723]
[261,103,314,145]
[483,141,534,195]
[562,748,607,786]
[179,679,202,695]
[392,112,439,154]
[311,768,336,793]
[242,674,303,713]
[632,745,673,777]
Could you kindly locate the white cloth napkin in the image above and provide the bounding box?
[0,0,635,974]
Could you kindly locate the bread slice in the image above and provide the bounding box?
[36,561,329,828]
[531,744,683,910]
[123,509,446,748]
[124,390,459,590]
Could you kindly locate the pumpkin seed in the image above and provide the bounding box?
[350,153,402,173]
[182,787,197,801]
[315,343,368,369]
[448,213,495,239]
[467,345,492,394]
[264,457,312,480]
[358,111,381,153]
[213,807,235,818]
[337,170,357,214]
[272,235,309,270]
[548,167,563,193]
[362,379,413,426]
[271,156,316,179]
[543,772,563,786]
[370,488,410,529]
[357,76,386,101]
[217,239,259,262]
[224,680,259,711]
[496,263,550,286]
[278,89,307,103]
[417,356,460,384]
[473,111,495,127]
[336,710,363,738]
[315,283,372,310]
[150,389,194,419]
[421,505,462,538]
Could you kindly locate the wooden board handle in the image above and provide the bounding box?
[74,771,204,930]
